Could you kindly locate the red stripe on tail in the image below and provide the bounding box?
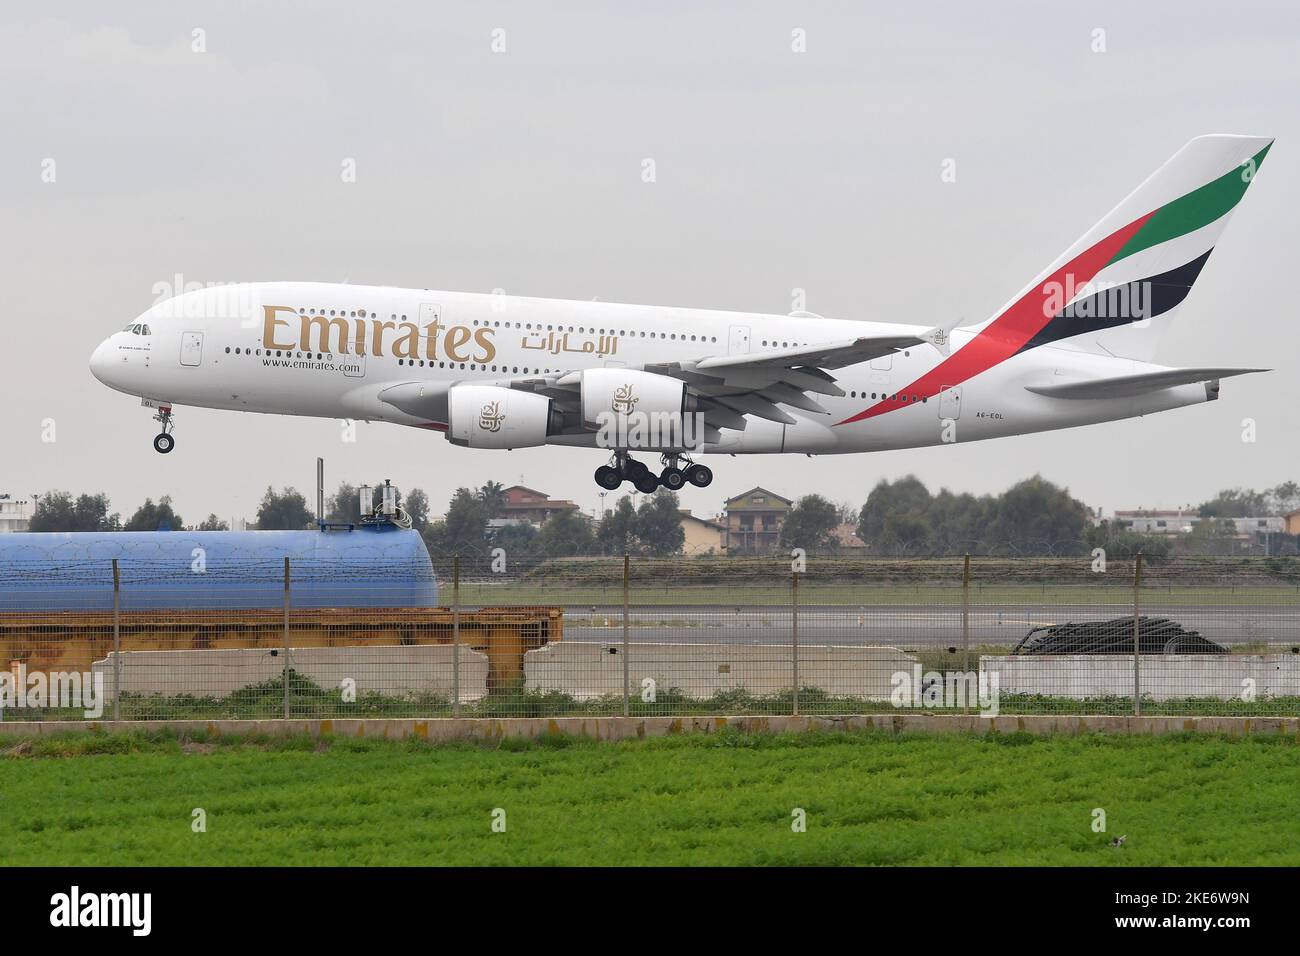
[835,209,1157,426]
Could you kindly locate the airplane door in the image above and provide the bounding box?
[381,301,438,380]
[938,384,962,420]
[344,350,367,377]
[418,302,440,332]
[180,331,203,367]
[728,325,750,355]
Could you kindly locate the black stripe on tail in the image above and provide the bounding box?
[1017,250,1213,354]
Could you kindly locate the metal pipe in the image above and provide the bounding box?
[452,556,461,717]
[112,558,121,722]
[283,556,290,720]
[792,567,799,716]
[1133,552,1144,717]
[622,554,630,717]
[962,553,971,715]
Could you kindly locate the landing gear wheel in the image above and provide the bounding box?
[625,459,651,481]
[659,467,686,491]
[633,474,660,494]
[686,464,713,487]
[595,465,622,490]
[151,404,175,455]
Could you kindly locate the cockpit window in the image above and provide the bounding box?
[141,324,151,335]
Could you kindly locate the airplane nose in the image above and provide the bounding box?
[89,337,117,385]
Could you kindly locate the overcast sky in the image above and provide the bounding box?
[2,1,1297,525]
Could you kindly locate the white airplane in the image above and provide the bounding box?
[92,134,1271,494]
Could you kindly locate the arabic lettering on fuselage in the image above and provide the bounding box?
[519,331,618,358]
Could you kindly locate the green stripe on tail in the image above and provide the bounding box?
[1106,142,1271,267]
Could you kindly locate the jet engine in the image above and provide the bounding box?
[447,384,559,449]
[580,368,694,429]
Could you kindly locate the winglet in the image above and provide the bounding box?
[921,317,965,357]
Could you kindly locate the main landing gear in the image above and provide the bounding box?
[152,405,176,454]
[594,452,713,493]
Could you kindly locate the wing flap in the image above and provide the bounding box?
[695,333,923,373]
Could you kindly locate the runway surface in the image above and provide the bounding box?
[554,603,1300,648]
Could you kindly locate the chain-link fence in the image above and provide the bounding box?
[0,553,1296,721]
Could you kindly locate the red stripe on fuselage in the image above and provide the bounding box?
[834,209,1156,426]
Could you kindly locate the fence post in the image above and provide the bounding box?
[282,557,290,720]
[452,556,461,718]
[792,565,799,717]
[622,554,630,717]
[112,559,121,721]
[1133,552,1143,717]
[962,554,971,667]
[962,554,971,715]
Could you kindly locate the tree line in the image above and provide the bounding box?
[21,475,1299,557]
[372,481,686,559]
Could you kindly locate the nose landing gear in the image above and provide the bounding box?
[152,405,175,454]
[592,452,713,492]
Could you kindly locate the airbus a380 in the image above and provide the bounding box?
[91,134,1271,493]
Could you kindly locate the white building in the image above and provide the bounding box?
[1113,509,1284,537]
[0,496,32,533]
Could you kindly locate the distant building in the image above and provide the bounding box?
[1226,516,1286,535]
[679,510,727,555]
[1113,509,1284,543]
[1113,509,1201,535]
[1287,509,1300,536]
[831,522,866,552]
[722,487,792,553]
[486,517,535,536]
[0,496,32,533]
[498,486,582,526]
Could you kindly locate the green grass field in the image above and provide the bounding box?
[3,729,1298,865]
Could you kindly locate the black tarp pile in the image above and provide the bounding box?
[1011,616,1228,655]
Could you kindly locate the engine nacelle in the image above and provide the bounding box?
[447,385,558,449]
[580,368,691,429]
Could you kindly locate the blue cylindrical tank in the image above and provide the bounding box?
[0,526,438,611]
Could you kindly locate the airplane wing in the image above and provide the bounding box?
[640,330,943,429]
[382,325,954,436]
[1024,367,1267,400]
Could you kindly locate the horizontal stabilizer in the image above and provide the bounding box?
[1025,367,1266,400]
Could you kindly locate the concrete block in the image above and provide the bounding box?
[2,714,1298,741]
[524,642,918,700]
[981,654,1300,701]
[94,645,489,701]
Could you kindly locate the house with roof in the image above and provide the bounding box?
[679,510,727,555]
[722,487,792,553]
[497,485,582,527]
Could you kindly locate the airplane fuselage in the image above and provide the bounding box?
[90,281,1215,457]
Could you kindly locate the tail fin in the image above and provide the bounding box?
[973,134,1272,361]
